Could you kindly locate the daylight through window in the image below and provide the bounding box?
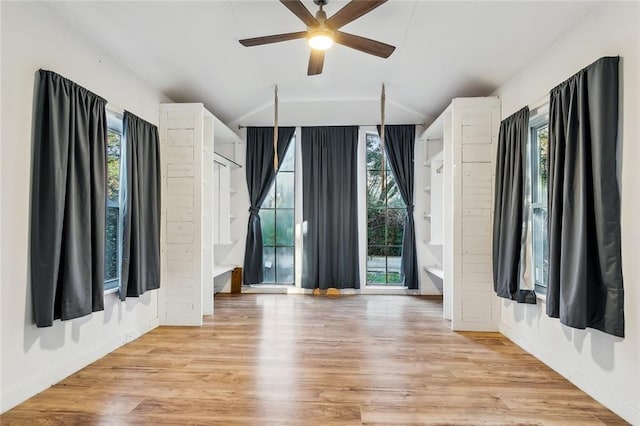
[530,115,549,294]
[105,111,123,292]
[366,133,405,286]
[260,138,296,284]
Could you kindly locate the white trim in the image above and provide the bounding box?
[105,102,124,116]
[0,317,159,413]
[500,321,639,424]
[104,286,119,296]
[529,94,550,113]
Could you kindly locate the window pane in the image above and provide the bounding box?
[386,178,404,208]
[368,208,385,246]
[276,172,294,209]
[107,130,121,203]
[386,246,402,284]
[262,181,276,209]
[275,247,294,283]
[105,123,122,291]
[367,171,384,209]
[105,205,119,281]
[261,209,275,247]
[263,246,275,283]
[386,209,405,246]
[367,249,386,284]
[532,207,548,288]
[257,139,295,285]
[366,133,382,170]
[366,130,406,286]
[275,209,294,246]
[279,139,295,172]
[538,126,548,203]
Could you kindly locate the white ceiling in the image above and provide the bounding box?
[46,1,599,129]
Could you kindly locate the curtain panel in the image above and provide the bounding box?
[243,127,296,284]
[301,126,360,289]
[30,70,107,327]
[120,111,161,300]
[378,124,419,289]
[547,56,624,337]
[492,107,535,303]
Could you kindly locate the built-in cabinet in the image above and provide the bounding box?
[159,103,241,326]
[422,97,501,331]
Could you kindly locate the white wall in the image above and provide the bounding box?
[0,2,170,412]
[493,3,639,423]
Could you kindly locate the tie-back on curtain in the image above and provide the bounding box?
[120,111,161,300]
[30,70,107,327]
[492,107,535,303]
[378,124,419,289]
[301,126,360,289]
[547,56,624,337]
[243,127,296,284]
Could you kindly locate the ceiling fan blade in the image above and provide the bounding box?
[307,50,325,76]
[334,31,395,58]
[327,0,387,30]
[239,31,307,47]
[280,0,319,27]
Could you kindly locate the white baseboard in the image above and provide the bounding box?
[0,317,159,414]
[452,321,499,332]
[499,322,639,425]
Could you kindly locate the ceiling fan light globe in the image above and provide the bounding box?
[308,33,334,51]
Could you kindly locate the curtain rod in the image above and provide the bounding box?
[237,122,427,130]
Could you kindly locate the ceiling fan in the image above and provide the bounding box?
[239,0,396,76]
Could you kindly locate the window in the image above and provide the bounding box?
[366,132,404,286]
[105,111,123,292]
[529,113,549,294]
[260,138,295,284]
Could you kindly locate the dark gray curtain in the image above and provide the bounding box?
[377,125,419,289]
[547,56,624,337]
[243,127,296,284]
[30,70,107,327]
[492,107,535,303]
[120,111,161,300]
[301,126,360,289]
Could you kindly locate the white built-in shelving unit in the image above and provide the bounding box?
[159,103,241,326]
[421,97,501,331]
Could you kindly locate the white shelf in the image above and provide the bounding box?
[213,264,236,278]
[424,265,444,279]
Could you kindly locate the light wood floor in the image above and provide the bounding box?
[1,294,627,425]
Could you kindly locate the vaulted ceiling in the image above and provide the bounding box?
[46,1,599,129]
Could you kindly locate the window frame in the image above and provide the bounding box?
[259,136,296,285]
[365,131,406,287]
[528,110,549,296]
[104,109,124,294]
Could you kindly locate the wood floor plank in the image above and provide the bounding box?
[1,294,627,425]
